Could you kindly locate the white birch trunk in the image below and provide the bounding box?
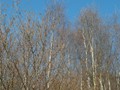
[108,73,111,90]
[89,38,96,90]
[104,84,106,90]
[24,74,28,90]
[81,30,91,90]
[99,73,103,90]
[118,72,120,90]
[116,72,120,90]
[68,53,71,75]
[80,67,83,90]
[47,31,53,89]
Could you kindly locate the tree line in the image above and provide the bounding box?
[0,0,120,90]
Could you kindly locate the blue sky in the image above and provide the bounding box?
[1,0,120,22]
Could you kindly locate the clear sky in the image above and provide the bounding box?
[1,0,120,22]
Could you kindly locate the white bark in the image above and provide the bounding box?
[104,84,106,90]
[116,72,120,90]
[117,79,119,90]
[80,67,83,90]
[68,53,71,75]
[47,31,54,89]
[108,74,111,90]
[90,37,96,90]
[81,30,91,90]
[99,73,103,90]
[24,74,28,90]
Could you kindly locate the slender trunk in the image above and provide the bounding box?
[108,73,111,90]
[80,66,83,90]
[99,73,103,90]
[47,31,53,90]
[24,74,28,90]
[89,38,96,90]
[23,53,29,90]
[81,30,91,90]
[116,72,120,90]
[68,51,71,75]
[104,84,106,90]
